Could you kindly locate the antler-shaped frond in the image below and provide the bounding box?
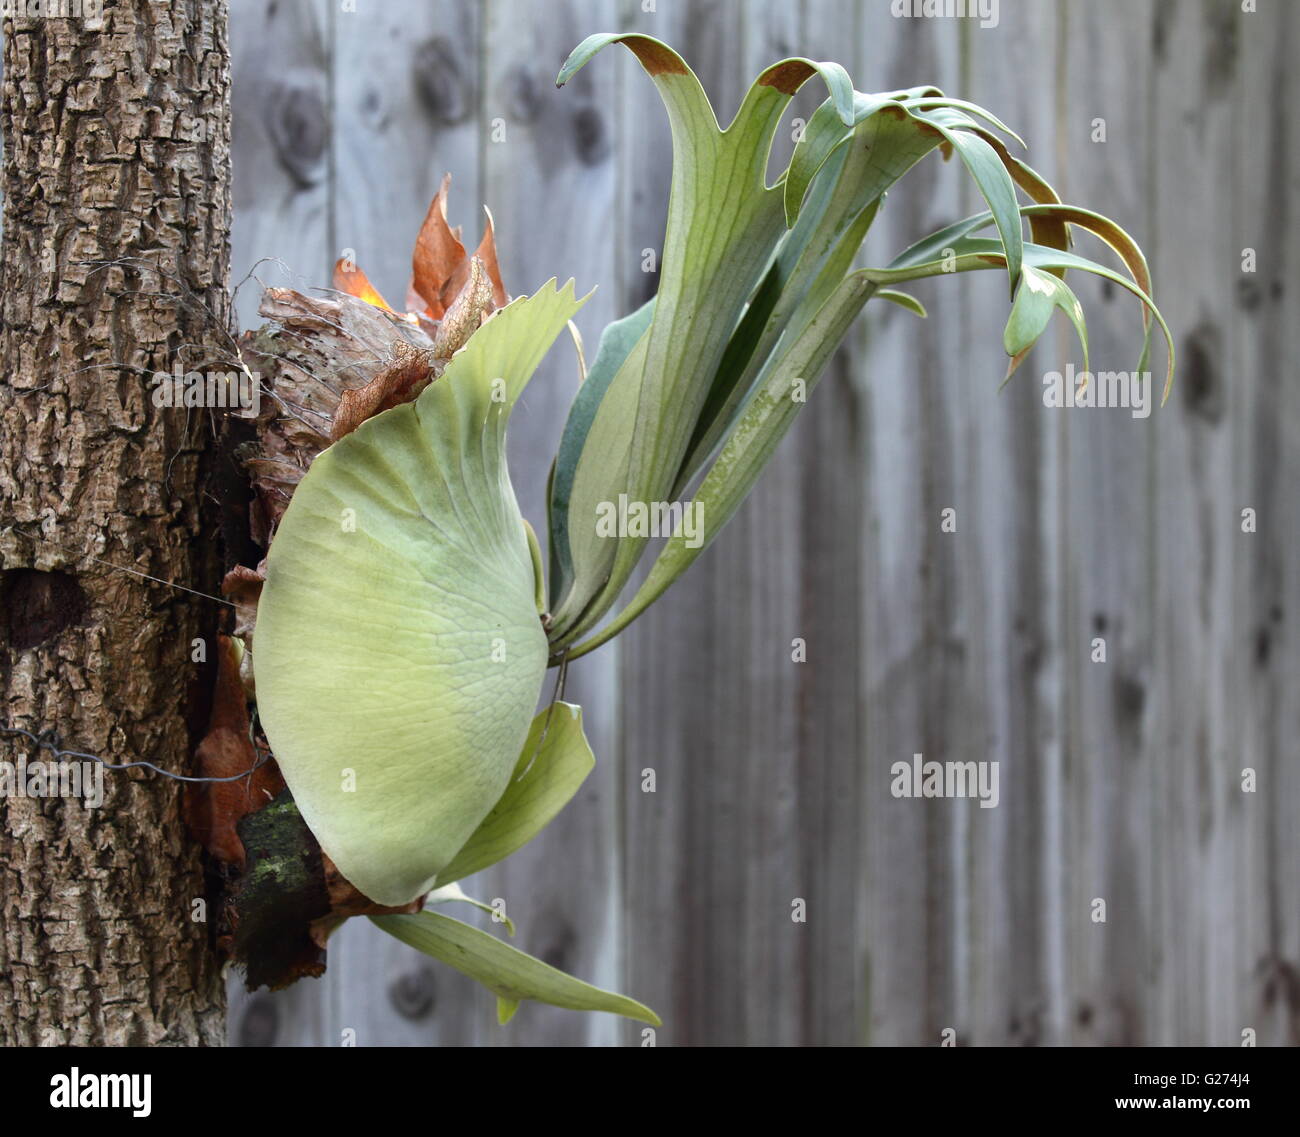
[546,33,1173,660]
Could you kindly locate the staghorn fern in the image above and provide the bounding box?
[250,33,1172,1025]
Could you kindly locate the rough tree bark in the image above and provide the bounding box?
[0,1,231,1044]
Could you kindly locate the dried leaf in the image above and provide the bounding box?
[332,258,392,310]
[472,205,509,309]
[411,173,467,319]
[318,853,422,922]
[431,256,495,359]
[186,634,285,869]
[329,342,439,441]
[222,563,266,697]
[409,176,509,321]
[406,276,430,319]
[241,288,436,531]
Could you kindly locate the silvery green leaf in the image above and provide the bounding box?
[434,701,595,888]
[255,282,585,907]
[371,910,661,1025]
[550,34,855,645]
[566,271,876,659]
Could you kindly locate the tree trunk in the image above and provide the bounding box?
[0,0,231,1045]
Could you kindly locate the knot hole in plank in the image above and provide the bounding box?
[389,962,437,1020]
[1179,320,1223,425]
[570,105,610,167]
[413,36,473,125]
[235,993,279,1046]
[266,76,328,189]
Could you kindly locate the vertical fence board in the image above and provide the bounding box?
[1232,0,1299,1048]
[225,0,333,1048]
[618,0,773,1046]
[1053,0,1159,1046]
[228,0,332,331]
[779,0,870,1047]
[324,0,489,1048]
[857,0,964,1047]
[611,0,683,1047]
[1275,0,1300,1049]
[331,0,485,319]
[960,0,1065,1047]
[1148,0,1244,1047]
[478,0,623,1048]
[1274,0,1300,1050]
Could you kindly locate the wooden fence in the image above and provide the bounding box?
[226,0,1299,1046]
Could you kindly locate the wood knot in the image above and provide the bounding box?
[235,994,280,1046]
[266,77,328,188]
[1180,321,1224,424]
[413,36,471,125]
[533,912,577,977]
[571,105,610,166]
[1237,277,1262,312]
[507,65,542,125]
[389,963,437,1020]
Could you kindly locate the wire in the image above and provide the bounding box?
[0,724,274,784]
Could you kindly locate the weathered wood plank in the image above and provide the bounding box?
[618,0,773,1047]
[225,0,333,1047]
[331,0,485,317]
[477,0,624,1048]
[757,0,870,1049]
[1050,0,1158,1046]
[959,0,1067,1047]
[324,0,489,1049]
[1147,0,1249,1047]
[1229,0,1298,1048]
[856,0,965,1047]
[227,0,331,332]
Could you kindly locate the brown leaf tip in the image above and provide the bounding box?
[758,59,815,96]
[625,37,689,77]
